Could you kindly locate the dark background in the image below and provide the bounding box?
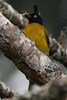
[6,0,67,38]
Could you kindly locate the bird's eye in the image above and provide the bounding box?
[34,15,37,18]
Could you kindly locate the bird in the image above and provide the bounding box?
[22,5,49,56]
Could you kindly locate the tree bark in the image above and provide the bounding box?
[22,75,67,100]
[0,0,67,67]
[49,35,67,66]
[1,75,67,100]
[0,13,64,85]
[0,0,23,28]
[0,81,15,99]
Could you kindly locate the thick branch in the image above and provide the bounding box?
[0,81,15,99]
[0,13,64,85]
[0,0,23,28]
[0,0,67,67]
[1,75,67,100]
[22,75,67,100]
[49,35,67,66]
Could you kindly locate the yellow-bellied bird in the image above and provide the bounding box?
[22,5,49,56]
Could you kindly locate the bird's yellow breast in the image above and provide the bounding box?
[22,23,49,56]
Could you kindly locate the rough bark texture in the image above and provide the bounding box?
[1,75,67,100]
[0,0,23,28]
[0,1,67,100]
[49,35,67,66]
[0,0,67,67]
[22,75,67,100]
[0,81,15,99]
[0,13,64,85]
[0,0,66,71]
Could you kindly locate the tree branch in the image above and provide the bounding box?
[0,0,23,28]
[0,0,67,67]
[1,75,67,100]
[49,35,67,66]
[0,81,15,99]
[0,13,64,85]
[22,75,67,100]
